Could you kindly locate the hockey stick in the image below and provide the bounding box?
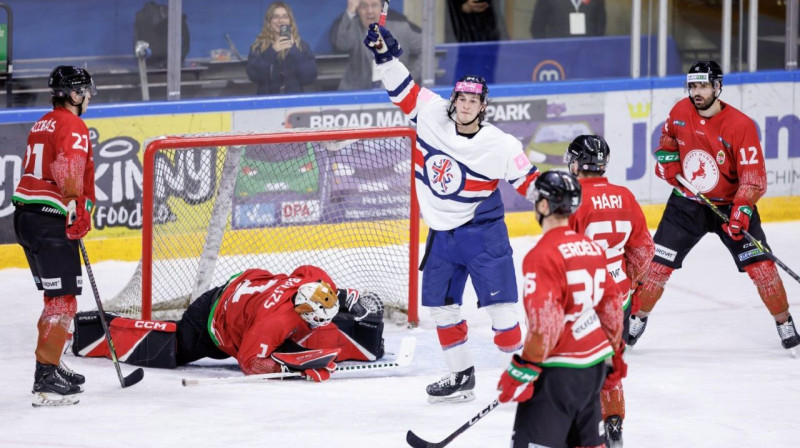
[181,336,416,386]
[379,0,390,26]
[78,240,145,388]
[675,174,800,284]
[371,0,391,51]
[406,400,500,448]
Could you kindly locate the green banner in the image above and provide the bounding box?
[0,24,7,73]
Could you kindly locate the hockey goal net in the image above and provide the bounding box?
[105,127,420,324]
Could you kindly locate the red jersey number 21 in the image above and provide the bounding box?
[25,143,44,178]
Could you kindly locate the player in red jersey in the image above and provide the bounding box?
[175,265,342,381]
[565,135,654,447]
[630,60,799,352]
[497,170,624,448]
[12,66,96,407]
[71,266,386,378]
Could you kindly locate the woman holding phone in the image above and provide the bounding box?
[246,2,318,95]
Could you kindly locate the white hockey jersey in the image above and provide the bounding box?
[377,58,539,231]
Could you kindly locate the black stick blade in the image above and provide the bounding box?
[406,430,435,448]
[122,368,145,388]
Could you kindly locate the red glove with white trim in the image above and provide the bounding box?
[271,348,340,382]
[722,199,753,241]
[654,135,681,187]
[66,197,93,240]
[497,354,541,403]
[603,352,628,391]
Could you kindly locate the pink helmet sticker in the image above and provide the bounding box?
[454,81,484,94]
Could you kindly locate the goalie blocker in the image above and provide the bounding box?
[72,289,385,368]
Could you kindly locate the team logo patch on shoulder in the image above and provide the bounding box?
[716,150,725,165]
[672,120,686,127]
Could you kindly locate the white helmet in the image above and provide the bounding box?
[294,281,339,328]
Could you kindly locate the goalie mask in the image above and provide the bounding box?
[564,135,610,175]
[448,75,489,125]
[294,281,339,328]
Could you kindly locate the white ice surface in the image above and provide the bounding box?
[2,221,800,447]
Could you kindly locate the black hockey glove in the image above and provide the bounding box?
[363,23,402,64]
[337,288,384,322]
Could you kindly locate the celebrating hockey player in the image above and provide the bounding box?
[629,60,800,352]
[363,24,540,403]
[565,135,654,447]
[72,265,386,381]
[497,170,623,448]
[12,66,97,407]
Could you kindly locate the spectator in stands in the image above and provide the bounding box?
[246,2,318,94]
[530,0,606,39]
[330,0,422,91]
[445,0,508,42]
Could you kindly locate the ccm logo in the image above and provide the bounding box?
[134,321,169,331]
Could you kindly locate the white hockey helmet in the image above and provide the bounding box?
[294,281,339,328]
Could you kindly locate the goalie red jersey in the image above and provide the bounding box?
[663,98,766,204]
[521,228,622,367]
[209,266,336,373]
[13,107,96,212]
[569,177,654,297]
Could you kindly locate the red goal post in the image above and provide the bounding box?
[107,127,420,325]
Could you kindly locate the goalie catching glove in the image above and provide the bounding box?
[271,348,340,382]
[363,23,402,64]
[338,288,384,322]
[66,196,93,240]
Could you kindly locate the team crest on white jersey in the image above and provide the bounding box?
[426,154,462,195]
[682,150,719,193]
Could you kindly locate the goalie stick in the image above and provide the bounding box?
[675,174,800,285]
[181,336,415,386]
[406,400,500,448]
[79,240,144,388]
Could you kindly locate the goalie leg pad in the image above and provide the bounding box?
[36,294,77,365]
[745,260,789,316]
[72,312,177,368]
[638,262,674,314]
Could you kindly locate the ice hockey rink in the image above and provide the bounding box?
[1,221,799,447]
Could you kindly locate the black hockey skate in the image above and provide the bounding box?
[604,415,623,447]
[426,366,475,404]
[32,362,82,407]
[627,315,648,348]
[776,315,800,353]
[58,360,85,385]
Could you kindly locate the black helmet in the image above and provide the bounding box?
[530,170,581,217]
[687,60,723,88]
[448,74,489,124]
[49,66,96,98]
[565,135,610,174]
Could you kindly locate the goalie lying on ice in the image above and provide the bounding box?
[71,265,385,382]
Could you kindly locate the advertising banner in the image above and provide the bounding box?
[0,113,230,245]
